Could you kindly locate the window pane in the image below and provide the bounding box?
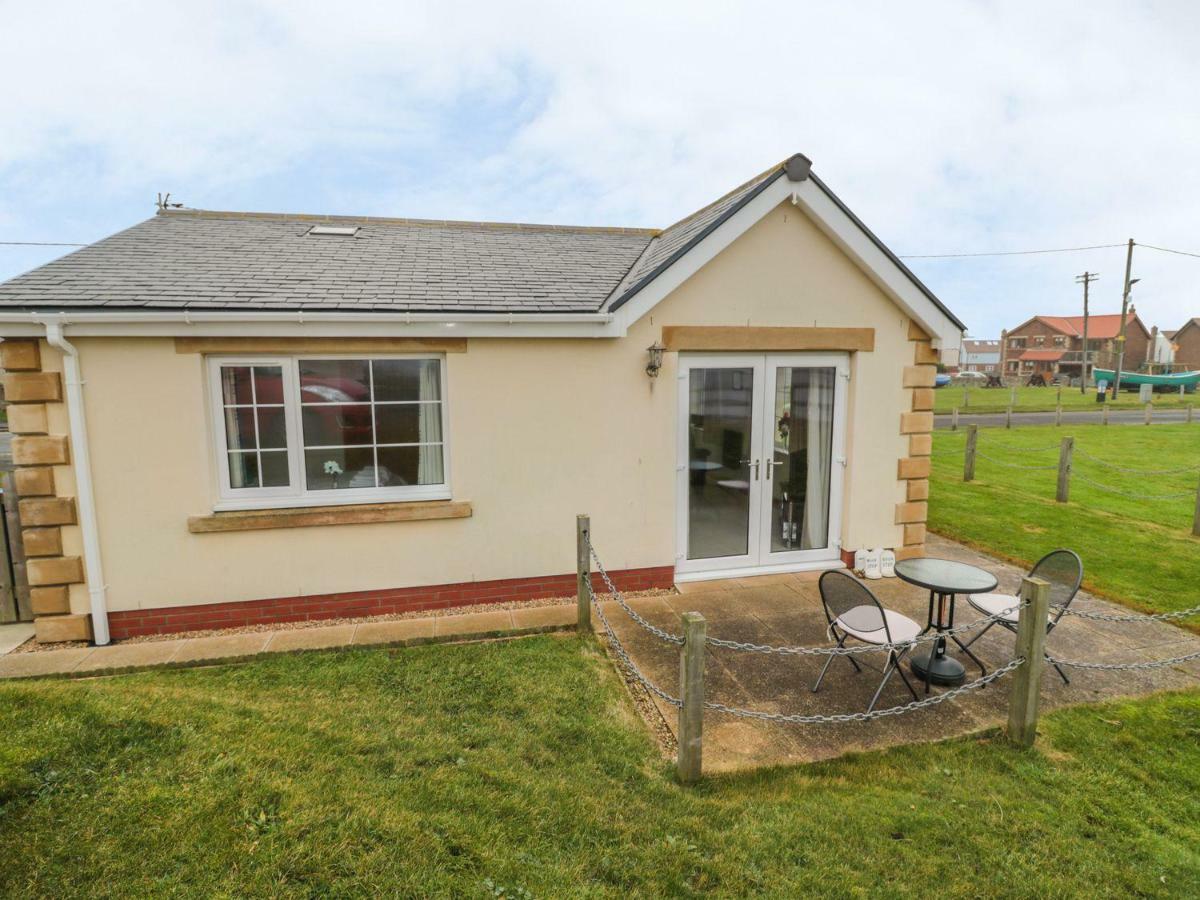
[301,404,373,447]
[304,447,377,491]
[220,366,255,405]
[372,359,440,402]
[252,366,284,404]
[228,451,260,489]
[256,407,288,449]
[377,445,444,486]
[375,404,442,445]
[260,450,290,487]
[223,407,256,452]
[299,360,370,404]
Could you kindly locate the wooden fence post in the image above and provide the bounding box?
[1188,403,1194,424]
[963,386,969,408]
[1102,404,1110,426]
[1144,402,1153,426]
[964,424,978,482]
[1193,474,1200,538]
[576,514,592,635]
[0,470,31,622]
[1056,437,1074,503]
[1054,405,1062,427]
[951,407,959,431]
[1007,576,1050,748]
[1005,406,1013,429]
[1010,386,1016,407]
[677,611,707,784]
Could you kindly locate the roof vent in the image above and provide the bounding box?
[307,225,360,237]
[784,154,812,182]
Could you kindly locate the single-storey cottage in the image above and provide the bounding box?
[0,154,964,644]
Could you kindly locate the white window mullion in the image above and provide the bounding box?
[283,360,306,500]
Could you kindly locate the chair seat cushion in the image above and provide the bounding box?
[967,593,1025,623]
[836,607,921,645]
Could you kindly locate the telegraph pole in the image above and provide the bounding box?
[1075,271,1098,393]
[1112,239,1135,398]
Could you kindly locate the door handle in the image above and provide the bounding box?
[765,459,776,479]
[740,458,760,480]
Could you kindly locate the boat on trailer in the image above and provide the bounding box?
[1092,368,1200,389]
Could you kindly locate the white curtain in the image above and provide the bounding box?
[417,362,441,484]
[801,368,835,549]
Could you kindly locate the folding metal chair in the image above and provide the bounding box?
[812,570,921,712]
[962,549,1083,685]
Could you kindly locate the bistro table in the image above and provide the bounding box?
[893,557,998,690]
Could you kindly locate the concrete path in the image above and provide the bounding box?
[935,408,1193,428]
[0,604,576,679]
[605,534,1200,772]
[0,622,34,655]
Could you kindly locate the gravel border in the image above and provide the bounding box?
[9,588,678,655]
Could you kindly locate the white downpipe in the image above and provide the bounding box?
[42,321,110,645]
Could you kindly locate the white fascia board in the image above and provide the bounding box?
[611,175,964,349]
[0,310,623,339]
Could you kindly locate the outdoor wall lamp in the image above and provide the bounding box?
[645,341,665,378]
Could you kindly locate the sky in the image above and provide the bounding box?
[2,0,1199,338]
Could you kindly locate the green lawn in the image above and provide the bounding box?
[930,424,1200,620]
[1,639,1198,897]
[935,383,1197,414]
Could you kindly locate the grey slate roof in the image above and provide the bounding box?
[0,155,963,331]
[0,212,656,313]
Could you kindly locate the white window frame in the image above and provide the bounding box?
[206,354,451,511]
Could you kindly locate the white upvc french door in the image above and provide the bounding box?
[675,352,848,580]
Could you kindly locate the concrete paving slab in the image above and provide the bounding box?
[74,640,185,674]
[607,532,1200,772]
[0,647,96,679]
[0,623,35,656]
[432,609,515,638]
[266,624,358,653]
[171,632,272,665]
[511,603,575,630]
[352,617,436,646]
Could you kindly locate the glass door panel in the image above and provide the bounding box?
[686,366,756,561]
[767,366,836,553]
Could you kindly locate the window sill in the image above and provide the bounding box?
[188,499,472,534]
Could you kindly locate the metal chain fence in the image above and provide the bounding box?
[585,576,682,707]
[1072,472,1194,501]
[1046,649,1200,671]
[588,538,683,645]
[975,453,1059,471]
[1074,447,1200,477]
[1056,601,1200,622]
[704,657,1025,725]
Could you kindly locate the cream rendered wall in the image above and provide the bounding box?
[67,199,917,614]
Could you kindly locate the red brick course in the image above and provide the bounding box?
[106,566,676,639]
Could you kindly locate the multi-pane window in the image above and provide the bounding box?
[209,356,448,508]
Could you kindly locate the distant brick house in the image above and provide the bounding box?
[1173,319,1200,370]
[1000,311,1151,382]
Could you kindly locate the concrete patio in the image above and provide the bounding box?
[604,534,1200,772]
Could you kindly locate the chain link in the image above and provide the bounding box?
[1072,473,1194,501]
[1046,649,1200,671]
[1056,601,1200,622]
[975,453,1059,471]
[705,600,1026,656]
[587,539,683,645]
[1074,447,1200,476]
[586,578,682,707]
[704,657,1025,724]
[993,443,1062,453]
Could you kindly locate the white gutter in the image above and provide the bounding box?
[42,320,111,645]
[0,309,621,340]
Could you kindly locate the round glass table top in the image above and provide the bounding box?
[893,557,998,594]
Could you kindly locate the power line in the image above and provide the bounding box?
[0,241,87,247]
[1137,242,1200,260]
[899,243,1124,259]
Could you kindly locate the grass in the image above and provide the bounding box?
[934,383,1197,414]
[1,638,1199,897]
[930,424,1200,619]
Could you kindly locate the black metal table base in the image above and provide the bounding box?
[908,589,989,691]
[909,648,965,686]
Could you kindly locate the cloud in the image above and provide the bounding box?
[2,0,1199,334]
